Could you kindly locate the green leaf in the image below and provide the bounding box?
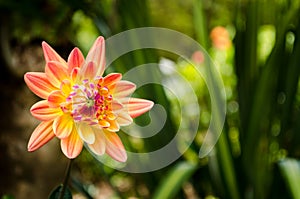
[278,158,300,199]
[1,195,15,199]
[49,184,72,199]
[152,161,198,199]
[217,132,240,199]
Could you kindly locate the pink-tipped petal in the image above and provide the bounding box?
[103,73,122,87]
[30,100,62,121]
[77,122,95,144]
[61,129,83,159]
[86,36,106,77]
[53,114,74,139]
[112,100,124,112]
[81,61,96,80]
[28,121,55,151]
[117,112,133,126]
[113,81,136,98]
[124,98,154,118]
[24,72,57,99]
[68,47,85,73]
[104,130,127,162]
[88,127,105,155]
[45,61,69,88]
[71,67,79,83]
[42,41,67,65]
[48,90,66,108]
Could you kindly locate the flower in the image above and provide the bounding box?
[210,26,232,50]
[24,36,154,162]
[191,51,205,64]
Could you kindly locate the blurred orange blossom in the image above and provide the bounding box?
[210,26,232,50]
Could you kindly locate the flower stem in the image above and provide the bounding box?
[59,159,73,199]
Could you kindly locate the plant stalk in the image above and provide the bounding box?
[59,159,73,199]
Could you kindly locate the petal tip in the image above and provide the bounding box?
[127,98,155,118]
[107,149,127,162]
[41,41,51,52]
[85,36,106,77]
[118,153,128,162]
[96,36,105,43]
[68,47,84,71]
[42,41,67,64]
[104,131,128,162]
[148,100,155,108]
[27,144,35,152]
[61,133,83,159]
[27,121,55,152]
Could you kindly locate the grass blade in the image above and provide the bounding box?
[152,161,198,199]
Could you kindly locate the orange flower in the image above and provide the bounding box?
[24,37,154,162]
[210,26,232,50]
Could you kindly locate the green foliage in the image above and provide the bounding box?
[152,162,198,199]
[1,195,14,199]
[279,158,300,199]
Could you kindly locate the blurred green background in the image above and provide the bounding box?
[1,0,300,198]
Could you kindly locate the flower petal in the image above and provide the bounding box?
[60,79,72,96]
[103,73,122,87]
[107,120,120,132]
[68,47,84,73]
[113,81,136,98]
[87,127,105,155]
[99,120,110,128]
[61,128,83,159]
[112,100,124,112]
[122,98,154,118]
[45,61,69,88]
[24,72,57,99]
[53,114,74,139]
[28,121,55,151]
[104,130,127,162]
[48,90,66,108]
[81,61,96,80]
[77,122,95,144]
[85,36,106,77]
[30,100,62,121]
[117,112,133,126]
[71,67,79,83]
[42,41,67,65]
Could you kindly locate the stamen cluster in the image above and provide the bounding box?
[67,78,117,128]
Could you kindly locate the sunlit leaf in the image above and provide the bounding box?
[152,161,198,199]
[278,158,300,199]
